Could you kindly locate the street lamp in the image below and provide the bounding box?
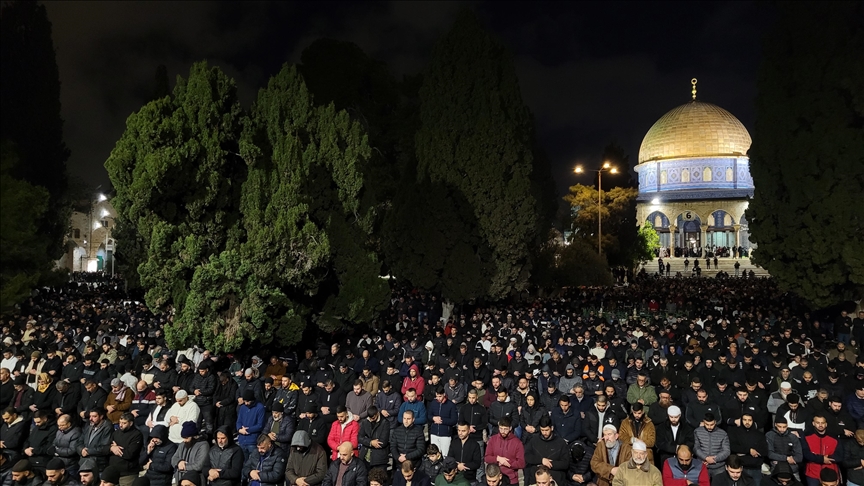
[574,162,618,255]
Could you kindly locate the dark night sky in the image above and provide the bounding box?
[43,1,774,197]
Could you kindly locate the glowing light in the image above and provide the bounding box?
[651,198,660,205]
[610,168,618,174]
[101,209,110,218]
[574,166,584,174]
[98,194,107,202]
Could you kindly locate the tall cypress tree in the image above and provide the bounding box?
[415,10,544,300]
[747,1,864,307]
[0,1,70,259]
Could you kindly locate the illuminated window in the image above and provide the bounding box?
[703,167,712,182]
[660,171,667,184]
[726,167,733,181]
[681,170,690,182]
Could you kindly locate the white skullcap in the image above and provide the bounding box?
[632,439,647,452]
[667,405,682,417]
[780,381,792,389]
[175,390,188,399]
[602,424,618,433]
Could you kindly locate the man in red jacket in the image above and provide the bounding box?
[661,445,709,486]
[326,406,358,461]
[802,415,842,486]
[484,417,525,485]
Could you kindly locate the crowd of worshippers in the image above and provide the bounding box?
[1,275,864,486]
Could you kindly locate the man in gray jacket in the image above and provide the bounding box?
[693,412,730,476]
[171,421,210,486]
[53,414,81,474]
[765,416,803,479]
[77,407,113,471]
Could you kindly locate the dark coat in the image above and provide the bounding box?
[207,431,244,486]
[323,457,368,486]
[78,386,107,417]
[242,445,287,486]
[390,424,425,462]
[24,418,57,470]
[108,424,143,476]
[358,417,391,467]
[53,426,83,468]
[524,432,571,486]
[655,421,695,465]
[448,436,483,480]
[142,425,177,486]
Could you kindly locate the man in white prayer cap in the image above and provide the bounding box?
[611,439,662,485]
[655,404,696,465]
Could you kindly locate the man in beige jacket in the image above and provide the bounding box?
[611,439,662,486]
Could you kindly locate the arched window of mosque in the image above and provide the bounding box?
[726,167,733,181]
[708,214,715,226]
[681,169,690,182]
[654,214,662,227]
[660,170,667,184]
[703,167,712,182]
[724,214,733,226]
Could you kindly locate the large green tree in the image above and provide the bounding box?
[747,1,864,307]
[564,184,639,260]
[415,11,546,300]
[0,1,70,260]
[0,141,50,311]
[106,62,247,346]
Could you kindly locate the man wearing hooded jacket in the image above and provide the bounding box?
[524,415,570,486]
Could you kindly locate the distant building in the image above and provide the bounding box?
[635,80,755,258]
[56,195,116,272]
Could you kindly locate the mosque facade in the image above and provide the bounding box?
[635,80,755,258]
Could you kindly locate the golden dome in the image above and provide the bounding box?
[638,101,751,163]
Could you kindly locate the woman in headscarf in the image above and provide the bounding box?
[32,372,57,413]
[519,391,547,444]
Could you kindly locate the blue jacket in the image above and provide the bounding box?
[236,401,266,447]
[428,398,458,437]
[398,400,428,426]
[551,406,582,443]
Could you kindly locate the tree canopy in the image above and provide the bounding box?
[0,142,50,311]
[0,1,70,260]
[415,10,547,300]
[747,1,864,307]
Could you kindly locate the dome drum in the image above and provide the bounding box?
[636,157,753,194]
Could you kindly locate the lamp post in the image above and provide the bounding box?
[574,162,618,255]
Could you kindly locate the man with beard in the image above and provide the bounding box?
[775,394,810,438]
[23,410,57,475]
[108,412,143,483]
[765,417,803,480]
[524,415,570,486]
[648,389,674,426]
[264,402,295,452]
[583,395,620,444]
[686,389,722,429]
[661,445,709,486]
[693,413,730,476]
[43,458,80,486]
[448,422,482,483]
[484,417,524,486]
[171,422,210,486]
[77,459,98,486]
[609,438,660,485]
[589,425,631,486]
[10,460,41,486]
[768,382,794,417]
[728,413,768,485]
[802,415,841,485]
[824,396,856,440]
[374,380,402,430]
[296,404,329,451]
[241,434,287,486]
[722,388,763,430]
[617,402,656,463]
[286,431,328,486]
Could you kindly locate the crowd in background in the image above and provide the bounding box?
[1,272,863,486]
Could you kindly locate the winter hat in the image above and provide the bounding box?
[101,465,122,484]
[46,458,66,470]
[611,369,621,379]
[11,460,32,472]
[272,402,285,413]
[242,389,256,402]
[180,421,198,438]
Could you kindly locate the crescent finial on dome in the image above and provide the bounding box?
[691,78,698,100]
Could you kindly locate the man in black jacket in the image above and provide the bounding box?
[206,426,243,486]
[242,434,287,486]
[391,409,425,467]
[358,406,390,471]
[655,405,695,466]
[524,415,570,486]
[190,362,216,437]
[727,413,768,485]
[77,380,106,422]
[1,407,29,453]
[458,390,487,443]
[448,422,482,482]
[323,442,367,486]
[109,412,143,483]
[142,424,177,486]
[23,410,57,475]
